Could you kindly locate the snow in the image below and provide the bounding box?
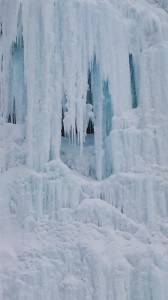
[0,0,168,299]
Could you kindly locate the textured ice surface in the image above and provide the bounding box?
[0,0,168,299]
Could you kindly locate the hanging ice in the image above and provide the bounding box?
[0,0,168,299]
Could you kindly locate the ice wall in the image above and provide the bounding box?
[1,0,168,177]
[0,0,168,299]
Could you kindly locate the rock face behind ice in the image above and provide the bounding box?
[0,0,168,299]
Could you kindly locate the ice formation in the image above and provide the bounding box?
[0,0,168,299]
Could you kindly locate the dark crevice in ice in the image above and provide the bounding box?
[129,53,138,109]
[7,98,16,124]
[0,22,2,36]
[7,114,11,123]
[7,4,27,124]
[12,98,16,124]
[87,69,93,105]
[103,80,113,137]
[86,69,94,135]
[87,119,94,134]
[61,109,65,137]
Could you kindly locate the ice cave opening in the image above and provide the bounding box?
[61,60,113,180]
[60,67,96,179]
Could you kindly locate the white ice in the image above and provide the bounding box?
[0,0,168,299]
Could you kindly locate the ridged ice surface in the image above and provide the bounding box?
[0,0,168,299]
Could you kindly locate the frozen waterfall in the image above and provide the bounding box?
[0,0,168,299]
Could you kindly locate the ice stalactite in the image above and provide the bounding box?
[102,80,113,178]
[91,57,103,180]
